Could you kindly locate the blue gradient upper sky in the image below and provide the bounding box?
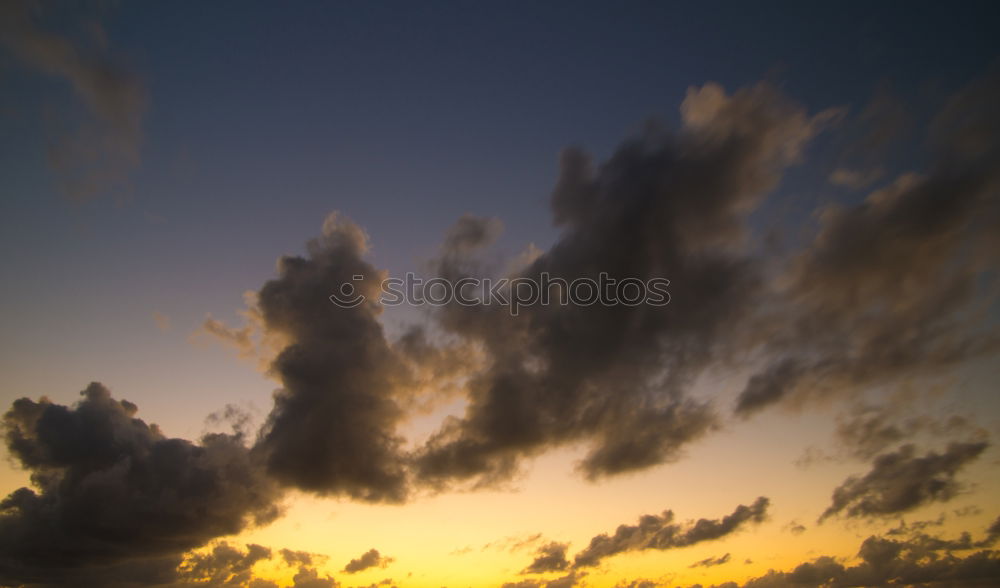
[3,0,999,430]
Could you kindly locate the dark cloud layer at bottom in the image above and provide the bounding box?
[0,384,281,587]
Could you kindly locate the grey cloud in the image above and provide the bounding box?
[177,542,272,586]
[522,542,570,574]
[727,521,1000,588]
[415,82,832,488]
[0,383,281,587]
[690,553,731,568]
[819,442,988,522]
[249,213,412,503]
[0,0,146,200]
[342,549,392,574]
[735,73,1000,416]
[282,549,322,568]
[441,213,503,257]
[613,581,661,588]
[177,541,339,588]
[573,498,769,568]
[834,404,987,462]
[290,566,338,588]
[502,571,583,588]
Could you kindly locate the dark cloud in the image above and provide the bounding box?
[690,553,731,568]
[0,383,281,587]
[573,498,769,568]
[201,213,484,503]
[798,400,989,467]
[819,442,988,522]
[415,82,833,488]
[248,213,413,502]
[613,581,661,588]
[347,579,396,588]
[177,541,340,588]
[290,567,339,588]
[342,549,392,574]
[440,213,504,257]
[281,549,321,568]
[0,0,146,200]
[714,521,1000,588]
[177,542,271,586]
[735,73,1000,416]
[502,571,583,588]
[522,542,570,574]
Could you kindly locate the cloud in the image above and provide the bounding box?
[735,72,1000,416]
[0,383,282,586]
[290,567,339,588]
[796,399,990,468]
[196,315,257,359]
[414,82,835,488]
[177,541,339,588]
[833,403,987,462]
[502,571,584,588]
[573,498,769,568]
[177,542,272,586]
[0,0,146,200]
[244,213,414,502]
[523,542,571,574]
[480,533,545,554]
[441,213,504,256]
[690,553,731,568]
[282,549,324,568]
[705,520,1000,588]
[819,442,988,522]
[342,549,393,574]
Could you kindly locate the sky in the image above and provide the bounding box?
[1,1,1000,587]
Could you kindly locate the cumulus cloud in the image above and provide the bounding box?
[502,571,583,588]
[177,542,272,586]
[703,520,1000,588]
[176,541,340,587]
[819,442,988,522]
[342,549,393,574]
[573,498,769,568]
[245,213,414,502]
[0,383,281,586]
[0,0,146,200]
[414,82,835,488]
[523,542,571,574]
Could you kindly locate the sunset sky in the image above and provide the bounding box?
[2,2,1000,587]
